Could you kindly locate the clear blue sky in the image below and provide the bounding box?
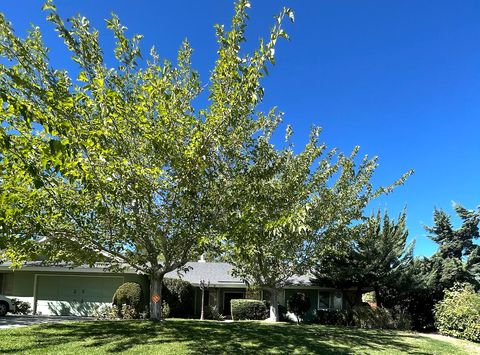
[2,1,479,256]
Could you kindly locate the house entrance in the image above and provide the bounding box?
[223,292,244,316]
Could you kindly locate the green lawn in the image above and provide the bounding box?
[0,319,476,354]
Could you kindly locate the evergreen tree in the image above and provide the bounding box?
[382,204,480,330]
[426,204,480,290]
[313,210,413,307]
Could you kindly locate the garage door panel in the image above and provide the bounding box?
[37,275,124,303]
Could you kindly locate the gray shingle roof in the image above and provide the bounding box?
[164,261,315,288]
[165,262,245,287]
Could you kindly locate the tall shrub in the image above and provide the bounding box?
[434,283,480,342]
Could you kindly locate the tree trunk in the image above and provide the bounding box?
[200,287,205,320]
[374,284,382,307]
[354,286,363,306]
[149,273,164,321]
[267,288,279,322]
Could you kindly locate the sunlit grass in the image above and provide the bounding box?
[0,319,473,354]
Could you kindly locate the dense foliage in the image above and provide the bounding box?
[382,205,480,330]
[162,278,194,318]
[287,292,311,324]
[112,282,144,315]
[230,299,268,321]
[0,0,303,320]
[434,283,480,342]
[313,210,413,307]
[313,307,411,330]
[313,309,349,326]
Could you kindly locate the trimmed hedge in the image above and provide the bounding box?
[231,299,267,321]
[112,282,144,314]
[162,278,194,318]
[434,283,480,343]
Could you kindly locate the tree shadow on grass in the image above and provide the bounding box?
[0,320,438,354]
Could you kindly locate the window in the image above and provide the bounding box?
[318,291,330,309]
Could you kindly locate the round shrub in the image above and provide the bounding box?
[434,282,480,342]
[287,292,311,323]
[162,278,194,318]
[231,299,267,321]
[112,282,144,315]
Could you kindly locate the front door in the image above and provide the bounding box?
[223,292,244,316]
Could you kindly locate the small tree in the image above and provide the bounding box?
[287,292,311,324]
[199,279,210,321]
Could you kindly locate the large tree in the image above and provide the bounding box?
[425,204,480,289]
[313,210,414,307]
[0,0,293,320]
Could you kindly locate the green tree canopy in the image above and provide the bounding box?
[0,0,294,320]
[217,126,411,321]
[380,204,480,331]
[425,204,480,290]
[313,210,414,307]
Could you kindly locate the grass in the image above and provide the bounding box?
[0,319,476,354]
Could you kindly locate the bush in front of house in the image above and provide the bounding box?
[93,304,120,319]
[313,306,411,330]
[11,299,32,315]
[231,299,268,321]
[205,305,225,321]
[161,301,171,319]
[313,309,348,326]
[351,305,393,329]
[434,282,480,342]
[287,292,311,323]
[278,304,289,322]
[112,282,145,317]
[162,278,194,318]
[262,301,289,321]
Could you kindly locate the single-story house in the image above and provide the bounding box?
[0,258,353,320]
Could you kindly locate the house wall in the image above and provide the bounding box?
[192,286,248,316]
[0,270,147,316]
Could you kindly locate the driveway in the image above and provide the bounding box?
[0,315,92,329]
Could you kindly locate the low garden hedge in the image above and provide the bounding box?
[231,299,267,321]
